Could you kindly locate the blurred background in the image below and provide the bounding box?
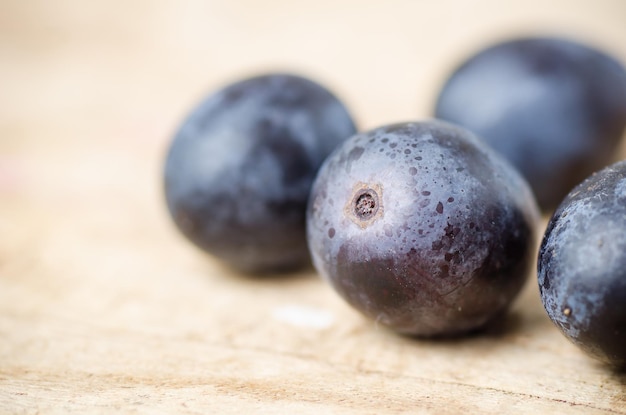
[1,1,626,412]
[3,0,625,214]
[3,0,626,258]
[3,0,626,147]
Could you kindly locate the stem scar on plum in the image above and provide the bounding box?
[345,182,384,228]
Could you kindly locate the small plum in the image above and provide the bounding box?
[306,120,539,336]
[538,160,626,369]
[434,37,626,211]
[164,73,356,273]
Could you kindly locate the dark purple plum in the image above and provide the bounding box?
[164,73,356,273]
[434,37,626,211]
[306,120,539,336]
[538,160,626,369]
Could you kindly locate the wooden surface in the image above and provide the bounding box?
[2,1,626,413]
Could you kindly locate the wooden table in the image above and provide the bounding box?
[2,1,626,413]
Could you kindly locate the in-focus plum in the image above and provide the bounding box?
[538,160,626,369]
[307,120,539,336]
[164,73,356,273]
[434,37,626,211]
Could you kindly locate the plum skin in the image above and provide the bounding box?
[434,37,626,211]
[164,73,356,273]
[306,120,539,336]
[538,160,626,368]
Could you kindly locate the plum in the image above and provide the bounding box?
[538,160,626,369]
[306,120,539,336]
[164,73,356,273]
[434,37,626,211]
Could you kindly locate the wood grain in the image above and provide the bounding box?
[1,1,626,413]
